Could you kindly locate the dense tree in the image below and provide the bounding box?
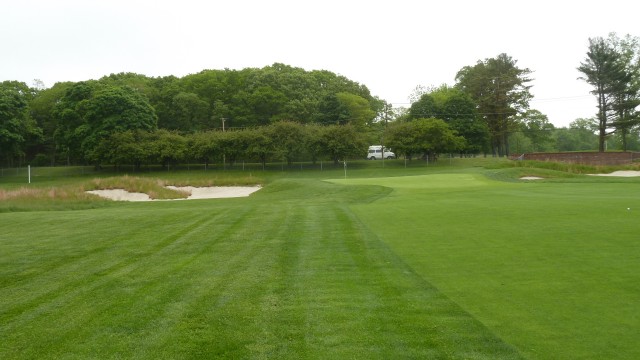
[336,92,377,128]
[244,127,272,168]
[386,118,465,160]
[95,130,149,170]
[609,34,640,151]
[320,124,367,165]
[144,129,187,169]
[53,82,158,165]
[169,92,210,131]
[518,110,555,152]
[188,130,222,169]
[409,86,489,154]
[0,81,41,166]
[553,118,599,152]
[456,53,533,157]
[267,121,307,165]
[578,34,639,151]
[28,82,74,164]
[383,121,419,160]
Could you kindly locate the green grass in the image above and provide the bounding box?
[335,173,640,359]
[1,160,639,358]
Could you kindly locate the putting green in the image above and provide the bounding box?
[333,172,640,359]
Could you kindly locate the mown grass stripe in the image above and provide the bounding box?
[1,205,260,358]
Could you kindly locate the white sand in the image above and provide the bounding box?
[588,170,640,177]
[165,186,261,199]
[87,186,261,202]
[520,170,640,181]
[86,189,152,201]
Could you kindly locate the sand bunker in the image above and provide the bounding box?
[520,171,640,181]
[588,170,640,177]
[87,186,261,202]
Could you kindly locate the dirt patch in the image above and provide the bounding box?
[87,186,261,202]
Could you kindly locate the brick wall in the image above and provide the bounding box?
[513,152,640,165]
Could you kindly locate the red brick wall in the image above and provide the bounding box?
[513,152,640,165]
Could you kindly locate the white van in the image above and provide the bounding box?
[367,145,395,160]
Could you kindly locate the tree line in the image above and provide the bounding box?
[93,122,368,171]
[1,34,639,168]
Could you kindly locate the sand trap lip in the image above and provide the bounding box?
[588,170,640,177]
[87,186,261,202]
[520,176,543,180]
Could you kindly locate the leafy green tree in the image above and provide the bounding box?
[94,130,151,170]
[210,100,231,130]
[147,76,181,130]
[28,82,74,164]
[456,53,533,156]
[247,86,288,125]
[187,131,222,169]
[384,121,419,160]
[317,94,348,125]
[320,124,367,165]
[169,92,210,131]
[336,92,376,128]
[144,129,187,169]
[386,118,465,160]
[218,130,250,167]
[410,86,489,154]
[317,92,376,127]
[53,82,158,165]
[408,93,438,119]
[519,110,555,152]
[267,121,306,166]
[305,123,326,164]
[0,82,41,165]
[244,127,273,168]
[176,64,376,129]
[553,118,598,151]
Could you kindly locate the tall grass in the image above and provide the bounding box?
[0,186,92,202]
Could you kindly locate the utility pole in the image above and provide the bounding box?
[221,117,226,170]
[382,103,390,168]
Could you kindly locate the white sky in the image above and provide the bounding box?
[2,0,639,127]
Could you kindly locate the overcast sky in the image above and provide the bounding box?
[3,0,639,127]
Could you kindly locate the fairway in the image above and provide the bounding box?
[0,175,521,359]
[335,173,640,359]
[1,166,639,359]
